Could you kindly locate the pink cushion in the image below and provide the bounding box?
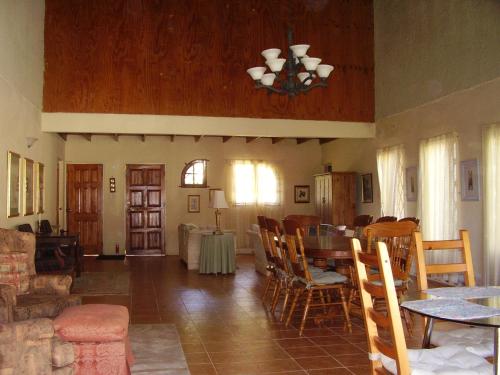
[54,304,129,342]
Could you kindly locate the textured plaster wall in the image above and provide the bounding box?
[0,0,64,230]
[375,0,500,119]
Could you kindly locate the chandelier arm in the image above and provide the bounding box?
[297,81,328,94]
[254,82,288,95]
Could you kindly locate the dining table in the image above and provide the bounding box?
[401,287,500,374]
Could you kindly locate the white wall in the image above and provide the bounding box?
[64,135,323,255]
[375,0,500,119]
[322,77,500,283]
[0,1,64,230]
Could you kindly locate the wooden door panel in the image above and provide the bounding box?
[126,164,165,255]
[67,164,103,254]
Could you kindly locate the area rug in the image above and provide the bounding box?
[71,272,130,296]
[129,324,190,374]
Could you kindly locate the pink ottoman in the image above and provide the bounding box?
[54,304,134,375]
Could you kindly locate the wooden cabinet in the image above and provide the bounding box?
[314,172,356,226]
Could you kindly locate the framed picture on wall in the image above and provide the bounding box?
[405,166,418,202]
[23,158,35,216]
[361,173,373,203]
[187,195,200,213]
[7,151,21,217]
[36,162,45,213]
[294,185,310,203]
[460,159,480,201]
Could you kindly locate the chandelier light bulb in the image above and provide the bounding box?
[246,67,267,80]
[260,73,276,86]
[301,57,322,71]
[316,64,334,79]
[261,48,281,60]
[290,44,310,57]
[265,58,286,73]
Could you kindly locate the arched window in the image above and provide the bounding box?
[181,159,208,188]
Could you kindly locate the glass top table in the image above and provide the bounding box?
[402,287,500,374]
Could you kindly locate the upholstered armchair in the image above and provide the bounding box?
[0,318,74,374]
[0,228,81,323]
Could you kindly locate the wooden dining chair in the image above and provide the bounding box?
[351,239,492,375]
[265,218,293,316]
[257,216,277,304]
[283,219,351,336]
[284,215,321,236]
[413,230,494,356]
[353,214,373,227]
[375,216,398,223]
[398,217,420,226]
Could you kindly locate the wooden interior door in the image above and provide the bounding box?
[126,165,165,255]
[315,174,333,224]
[332,172,356,226]
[66,164,103,254]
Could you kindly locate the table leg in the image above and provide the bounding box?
[494,327,499,375]
[421,317,434,348]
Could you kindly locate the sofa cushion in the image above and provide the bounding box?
[52,336,75,367]
[0,253,29,273]
[54,304,129,342]
[14,294,81,321]
[0,270,29,294]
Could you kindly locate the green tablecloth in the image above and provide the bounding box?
[199,233,236,274]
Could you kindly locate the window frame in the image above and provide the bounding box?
[180,159,208,188]
[232,160,280,206]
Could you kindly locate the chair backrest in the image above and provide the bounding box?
[398,217,420,226]
[375,216,398,223]
[39,220,53,234]
[257,216,274,264]
[17,224,34,233]
[351,238,410,374]
[413,230,475,291]
[284,215,320,236]
[363,221,418,282]
[353,214,373,227]
[265,218,289,274]
[282,219,312,282]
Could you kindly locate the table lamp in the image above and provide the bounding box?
[210,190,229,235]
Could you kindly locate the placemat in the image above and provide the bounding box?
[424,286,500,300]
[401,298,500,321]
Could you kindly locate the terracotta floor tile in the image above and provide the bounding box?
[188,363,217,375]
[284,345,328,358]
[294,356,343,370]
[275,337,315,348]
[321,344,365,356]
[308,368,353,375]
[331,354,370,367]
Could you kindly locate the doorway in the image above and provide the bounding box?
[126,164,166,255]
[66,164,103,254]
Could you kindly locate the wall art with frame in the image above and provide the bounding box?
[23,158,35,216]
[188,194,200,213]
[7,151,21,217]
[36,162,45,213]
[460,159,480,201]
[294,185,310,203]
[361,173,373,203]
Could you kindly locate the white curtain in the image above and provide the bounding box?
[376,144,406,218]
[225,160,283,248]
[419,133,460,282]
[483,124,500,286]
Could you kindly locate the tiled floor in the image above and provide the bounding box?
[82,255,424,375]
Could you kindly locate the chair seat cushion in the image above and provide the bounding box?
[371,278,404,287]
[54,304,129,342]
[431,327,494,357]
[299,271,347,286]
[380,345,493,374]
[14,294,81,321]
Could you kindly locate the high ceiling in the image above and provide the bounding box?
[43,0,374,122]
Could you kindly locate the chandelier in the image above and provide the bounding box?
[246,29,334,96]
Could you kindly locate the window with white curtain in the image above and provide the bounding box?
[483,124,500,286]
[419,133,459,282]
[231,161,280,205]
[376,144,406,218]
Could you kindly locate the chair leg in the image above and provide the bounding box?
[280,282,292,322]
[319,290,327,314]
[271,280,283,314]
[402,307,413,335]
[269,280,280,312]
[286,288,302,327]
[262,273,273,302]
[339,288,352,333]
[299,289,313,336]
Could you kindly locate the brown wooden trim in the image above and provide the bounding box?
[222,136,232,143]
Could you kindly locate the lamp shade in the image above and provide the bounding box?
[210,190,229,209]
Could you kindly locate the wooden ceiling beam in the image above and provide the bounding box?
[112,134,119,142]
[319,138,337,145]
[271,137,284,144]
[81,133,92,142]
[246,137,258,143]
[194,135,203,142]
[222,136,232,143]
[140,134,146,142]
[58,133,67,141]
[169,135,175,142]
[296,138,311,145]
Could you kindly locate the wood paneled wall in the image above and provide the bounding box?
[43,0,374,122]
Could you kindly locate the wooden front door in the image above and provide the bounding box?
[126,164,165,255]
[66,164,103,254]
